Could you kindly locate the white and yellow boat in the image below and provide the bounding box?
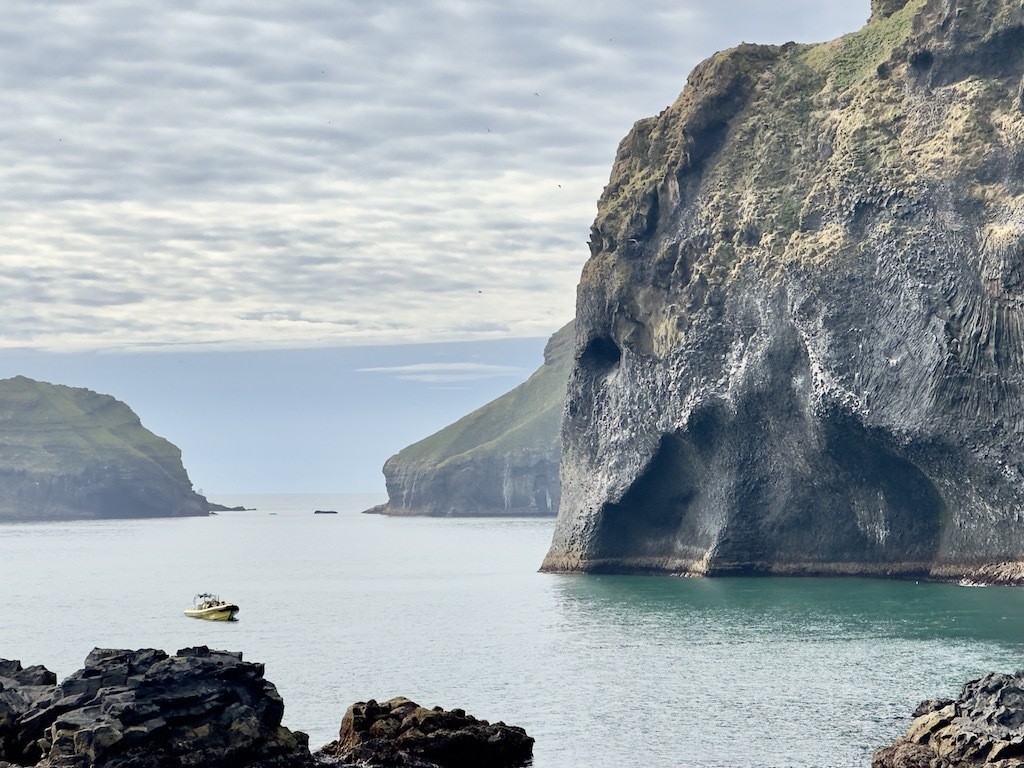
[184,593,239,621]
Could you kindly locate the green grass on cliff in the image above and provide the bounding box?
[396,323,573,468]
[802,0,927,91]
[0,376,186,478]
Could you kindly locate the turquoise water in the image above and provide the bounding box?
[2,493,1023,767]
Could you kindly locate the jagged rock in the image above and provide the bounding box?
[314,697,533,768]
[872,0,912,20]
[0,661,58,765]
[374,322,572,517]
[874,671,1024,768]
[0,377,208,520]
[543,1,1024,581]
[0,647,310,768]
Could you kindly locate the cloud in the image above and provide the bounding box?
[358,362,529,384]
[0,0,869,352]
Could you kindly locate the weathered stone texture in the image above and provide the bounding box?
[544,0,1024,580]
[874,672,1024,767]
[314,696,533,768]
[0,647,310,768]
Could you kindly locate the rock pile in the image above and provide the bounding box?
[0,647,311,768]
[874,671,1024,767]
[314,696,534,768]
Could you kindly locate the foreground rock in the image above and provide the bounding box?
[544,0,1024,580]
[0,647,310,768]
[0,376,208,520]
[373,322,572,517]
[314,697,534,768]
[874,671,1024,767]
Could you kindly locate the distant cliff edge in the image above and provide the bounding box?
[0,376,208,520]
[369,323,572,517]
[544,0,1024,582]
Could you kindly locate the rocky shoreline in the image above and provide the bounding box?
[874,672,1024,768]
[0,648,534,768]
[6,645,1020,767]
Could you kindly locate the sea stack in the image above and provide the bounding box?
[543,0,1024,581]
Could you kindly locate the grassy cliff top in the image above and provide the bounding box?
[0,376,188,478]
[392,323,574,468]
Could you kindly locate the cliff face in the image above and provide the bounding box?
[375,323,572,517]
[0,376,208,520]
[544,0,1024,581]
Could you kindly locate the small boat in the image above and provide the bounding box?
[184,593,239,621]
[314,509,338,514]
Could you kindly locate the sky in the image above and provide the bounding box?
[0,0,871,493]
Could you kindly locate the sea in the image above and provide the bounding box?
[2,493,1023,768]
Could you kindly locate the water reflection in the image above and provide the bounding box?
[539,574,1024,766]
[551,574,1024,645]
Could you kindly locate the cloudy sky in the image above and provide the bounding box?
[0,0,870,492]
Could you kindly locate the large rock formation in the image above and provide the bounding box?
[314,697,534,768]
[372,323,572,517]
[0,376,207,520]
[0,647,310,768]
[873,672,1024,767]
[543,0,1024,580]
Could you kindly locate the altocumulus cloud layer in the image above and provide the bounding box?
[0,0,868,352]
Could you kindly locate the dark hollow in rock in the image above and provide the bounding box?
[314,697,534,768]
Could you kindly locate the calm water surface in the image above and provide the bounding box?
[2,493,1023,768]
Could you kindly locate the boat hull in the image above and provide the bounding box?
[184,605,239,621]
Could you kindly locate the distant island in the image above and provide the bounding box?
[367,322,572,517]
[0,376,208,521]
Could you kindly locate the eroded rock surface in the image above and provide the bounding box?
[314,697,534,768]
[544,0,1024,581]
[0,647,310,768]
[874,672,1024,767]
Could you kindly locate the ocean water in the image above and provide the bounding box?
[2,493,1024,768]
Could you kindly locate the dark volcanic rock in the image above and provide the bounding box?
[0,661,58,764]
[314,697,533,768]
[543,1,1024,581]
[0,377,208,521]
[375,323,572,517]
[0,647,310,768]
[874,671,1024,767]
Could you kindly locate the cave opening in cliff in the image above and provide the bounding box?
[593,422,720,570]
[578,336,622,373]
[818,414,945,565]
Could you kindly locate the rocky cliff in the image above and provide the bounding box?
[0,376,208,520]
[543,0,1024,580]
[373,323,572,517]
